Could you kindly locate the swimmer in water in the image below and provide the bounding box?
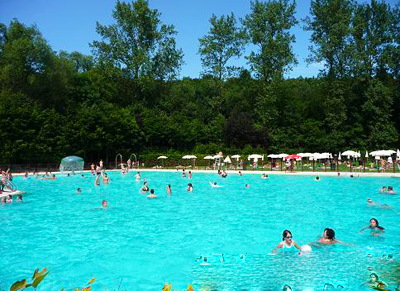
[187,183,193,192]
[77,188,82,194]
[361,272,387,288]
[103,172,110,184]
[209,181,222,188]
[245,184,250,189]
[360,218,384,236]
[261,173,268,179]
[188,171,192,179]
[182,169,186,178]
[6,195,12,203]
[380,186,387,193]
[101,200,108,208]
[313,228,353,246]
[273,230,302,256]
[238,171,243,176]
[314,176,320,181]
[135,172,141,180]
[147,189,157,199]
[17,195,23,202]
[200,257,210,266]
[282,285,292,291]
[166,184,171,195]
[387,185,395,194]
[366,198,391,209]
[141,182,149,193]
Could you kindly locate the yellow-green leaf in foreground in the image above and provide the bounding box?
[10,279,27,291]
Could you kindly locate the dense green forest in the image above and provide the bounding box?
[0,0,399,164]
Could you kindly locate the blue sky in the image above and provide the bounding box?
[0,0,397,79]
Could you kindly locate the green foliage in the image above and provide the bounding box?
[0,1,399,165]
[243,0,298,82]
[199,13,246,80]
[305,0,355,79]
[91,0,183,81]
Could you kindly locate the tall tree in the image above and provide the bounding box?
[243,0,297,83]
[198,13,246,80]
[91,0,183,81]
[362,80,397,148]
[351,0,396,79]
[304,0,355,79]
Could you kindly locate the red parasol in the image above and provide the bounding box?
[284,154,302,160]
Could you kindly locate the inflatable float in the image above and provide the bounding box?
[0,190,27,199]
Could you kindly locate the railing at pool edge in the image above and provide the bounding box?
[1,159,399,174]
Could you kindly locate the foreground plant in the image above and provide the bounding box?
[162,283,194,291]
[10,268,49,291]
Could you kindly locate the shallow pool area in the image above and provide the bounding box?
[1,171,400,290]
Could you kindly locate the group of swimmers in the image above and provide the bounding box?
[1,194,23,204]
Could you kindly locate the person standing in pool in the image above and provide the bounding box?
[103,172,110,184]
[273,230,302,255]
[187,183,193,192]
[166,184,172,195]
[147,189,157,199]
[188,171,192,179]
[360,218,384,236]
[141,182,149,193]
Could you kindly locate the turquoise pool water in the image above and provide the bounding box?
[1,171,399,290]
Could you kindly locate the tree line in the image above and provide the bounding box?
[0,0,399,164]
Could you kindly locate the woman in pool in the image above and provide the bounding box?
[135,172,141,180]
[102,172,110,184]
[94,172,101,185]
[380,186,387,193]
[187,183,193,192]
[141,182,149,193]
[273,230,302,255]
[166,184,172,195]
[360,218,384,236]
[6,194,13,203]
[361,272,387,288]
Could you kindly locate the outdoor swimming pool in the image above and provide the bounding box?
[1,171,399,290]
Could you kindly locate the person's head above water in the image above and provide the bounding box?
[282,285,292,291]
[324,228,335,240]
[382,186,387,191]
[388,185,393,191]
[370,272,379,282]
[282,230,292,241]
[370,218,384,229]
[150,189,155,194]
[77,188,82,193]
[102,200,108,207]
